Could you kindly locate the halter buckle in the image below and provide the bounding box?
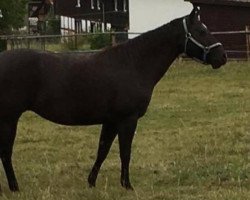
[186,33,191,38]
[204,46,210,53]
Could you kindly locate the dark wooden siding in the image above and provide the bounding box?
[186,0,250,58]
[199,4,250,58]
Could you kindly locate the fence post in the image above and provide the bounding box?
[11,39,14,50]
[75,34,78,50]
[43,37,46,50]
[27,37,30,49]
[0,38,7,52]
[111,33,116,46]
[246,26,250,60]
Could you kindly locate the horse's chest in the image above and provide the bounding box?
[112,86,152,118]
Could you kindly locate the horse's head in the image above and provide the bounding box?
[180,6,227,69]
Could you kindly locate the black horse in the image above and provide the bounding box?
[0,7,226,192]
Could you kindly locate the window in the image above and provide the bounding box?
[91,0,94,9]
[76,0,81,8]
[114,0,118,11]
[123,0,127,12]
[97,0,101,10]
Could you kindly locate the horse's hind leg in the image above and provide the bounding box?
[0,118,19,192]
[117,116,138,190]
[88,123,118,187]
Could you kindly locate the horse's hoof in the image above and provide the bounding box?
[121,181,134,190]
[88,175,96,188]
[125,185,134,190]
[88,183,96,188]
[9,181,19,192]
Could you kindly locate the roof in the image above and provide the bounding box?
[185,0,250,7]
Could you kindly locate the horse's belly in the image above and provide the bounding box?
[31,100,110,125]
[32,109,107,125]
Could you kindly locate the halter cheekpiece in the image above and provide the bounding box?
[183,18,222,64]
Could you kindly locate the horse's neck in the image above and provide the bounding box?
[127,20,182,86]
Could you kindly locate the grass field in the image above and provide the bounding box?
[0,61,249,200]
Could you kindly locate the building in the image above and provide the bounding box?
[185,0,250,59]
[29,0,129,42]
[55,0,129,33]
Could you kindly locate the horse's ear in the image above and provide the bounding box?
[190,5,200,24]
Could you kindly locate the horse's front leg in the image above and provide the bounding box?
[118,116,138,190]
[0,119,19,192]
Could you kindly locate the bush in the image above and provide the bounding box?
[46,19,60,35]
[90,33,111,50]
[52,33,112,52]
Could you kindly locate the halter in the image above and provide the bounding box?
[183,18,222,64]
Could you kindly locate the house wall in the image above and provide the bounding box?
[130,0,192,34]
[200,4,250,32]
[192,2,250,58]
[54,0,129,29]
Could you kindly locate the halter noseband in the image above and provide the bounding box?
[183,18,222,64]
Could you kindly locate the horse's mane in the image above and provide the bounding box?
[95,16,184,63]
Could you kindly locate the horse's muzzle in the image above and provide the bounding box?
[211,53,227,69]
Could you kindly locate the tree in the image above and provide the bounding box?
[0,0,27,34]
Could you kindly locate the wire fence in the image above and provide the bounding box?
[212,30,250,59]
[0,31,250,59]
[0,32,140,53]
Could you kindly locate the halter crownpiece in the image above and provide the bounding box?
[183,18,222,64]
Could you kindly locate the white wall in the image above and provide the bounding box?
[129,0,193,33]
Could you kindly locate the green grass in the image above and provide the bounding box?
[0,61,249,199]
